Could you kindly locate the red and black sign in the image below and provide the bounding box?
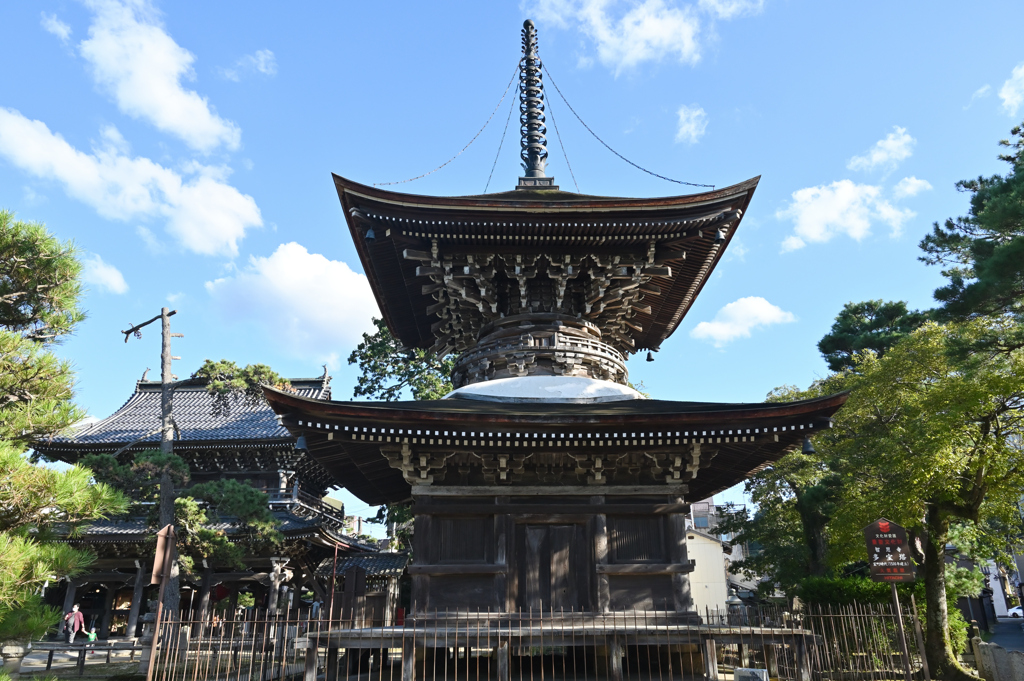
[863,518,915,583]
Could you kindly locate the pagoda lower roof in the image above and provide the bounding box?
[263,386,847,506]
[335,174,759,353]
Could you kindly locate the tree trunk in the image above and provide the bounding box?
[159,469,180,617]
[922,503,972,681]
[159,308,179,618]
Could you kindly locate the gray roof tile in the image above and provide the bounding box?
[40,377,330,449]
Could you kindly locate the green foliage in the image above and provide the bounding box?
[189,479,282,547]
[236,592,255,608]
[919,121,1024,353]
[348,318,453,401]
[796,576,915,605]
[0,594,59,642]
[0,446,126,642]
[0,210,84,342]
[367,503,413,551]
[80,450,190,503]
[0,212,87,448]
[192,359,291,416]
[817,300,928,372]
[85,451,282,575]
[173,496,244,576]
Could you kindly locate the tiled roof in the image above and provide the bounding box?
[61,509,334,540]
[317,553,410,577]
[38,376,330,450]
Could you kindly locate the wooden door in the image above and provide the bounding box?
[518,524,587,611]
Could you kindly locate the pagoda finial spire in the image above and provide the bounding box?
[517,20,557,190]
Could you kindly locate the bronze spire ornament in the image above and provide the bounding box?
[517,20,557,190]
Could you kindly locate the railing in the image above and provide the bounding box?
[149,599,950,681]
[266,487,349,530]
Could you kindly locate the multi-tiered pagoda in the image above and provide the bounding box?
[264,20,846,620]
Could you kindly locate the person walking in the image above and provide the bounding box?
[64,604,85,643]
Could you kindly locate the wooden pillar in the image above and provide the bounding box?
[196,566,214,624]
[401,639,415,681]
[126,562,146,639]
[703,637,719,681]
[494,495,509,612]
[410,503,431,615]
[668,497,692,612]
[764,645,779,678]
[304,641,318,681]
[62,579,79,615]
[496,641,509,681]
[591,495,610,612]
[99,584,117,639]
[609,636,623,681]
[795,635,812,681]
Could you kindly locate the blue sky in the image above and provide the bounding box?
[3,0,1022,519]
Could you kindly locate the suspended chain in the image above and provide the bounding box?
[545,94,580,193]
[541,63,715,190]
[373,63,521,187]
[484,79,520,193]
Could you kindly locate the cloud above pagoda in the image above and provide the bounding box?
[80,0,241,153]
[527,0,763,75]
[205,243,378,368]
[690,296,795,347]
[0,110,261,256]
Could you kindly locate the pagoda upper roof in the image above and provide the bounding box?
[335,174,759,354]
[263,386,846,506]
[35,375,332,457]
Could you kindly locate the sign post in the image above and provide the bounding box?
[863,518,914,681]
[146,525,176,681]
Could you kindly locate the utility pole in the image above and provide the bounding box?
[122,307,183,618]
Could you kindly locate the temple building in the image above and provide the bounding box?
[34,374,376,638]
[262,20,847,620]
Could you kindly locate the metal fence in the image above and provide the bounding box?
[149,601,934,681]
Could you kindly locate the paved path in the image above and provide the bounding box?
[989,616,1024,652]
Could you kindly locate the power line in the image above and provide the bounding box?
[374,63,521,187]
[545,93,580,193]
[484,76,520,193]
[541,63,715,190]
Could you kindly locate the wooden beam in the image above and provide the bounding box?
[406,565,506,575]
[596,563,695,575]
[412,503,690,515]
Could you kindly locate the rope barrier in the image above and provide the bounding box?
[542,63,715,190]
[373,63,521,187]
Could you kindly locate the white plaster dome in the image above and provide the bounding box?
[443,375,644,404]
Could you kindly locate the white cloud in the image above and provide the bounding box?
[847,126,915,173]
[79,0,240,153]
[41,12,72,43]
[964,84,990,109]
[527,0,761,75]
[0,108,261,256]
[528,0,702,74]
[999,63,1024,116]
[675,104,708,143]
[892,176,933,199]
[205,243,378,367]
[776,179,914,251]
[697,0,764,19]
[82,253,128,294]
[220,49,278,82]
[166,292,184,303]
[690,296,795,347]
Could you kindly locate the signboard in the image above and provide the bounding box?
[863,518,915,583]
